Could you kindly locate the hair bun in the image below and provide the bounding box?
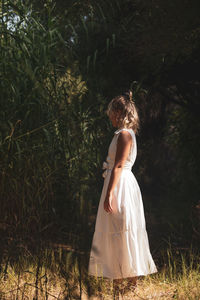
[123,90,133,101]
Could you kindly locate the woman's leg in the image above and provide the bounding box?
[126,276,138,292]
[113,278,123,297]
[127,276,137,286]
[113,276,138,297]
[113,278,123,289]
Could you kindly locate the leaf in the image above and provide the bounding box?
[86,55,91,72]
[106,37,110,55]
[43,128,51,144]
[112,33,116,48]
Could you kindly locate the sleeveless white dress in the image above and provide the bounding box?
[88,128,158,279]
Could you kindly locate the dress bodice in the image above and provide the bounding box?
[102,128,137,177]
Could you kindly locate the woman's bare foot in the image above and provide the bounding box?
[126,276,138,293]
[113,276,138,298]
[113,278,124,298]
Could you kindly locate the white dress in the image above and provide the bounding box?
[88,128,158,279]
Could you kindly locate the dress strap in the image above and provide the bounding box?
[114,128,135,138]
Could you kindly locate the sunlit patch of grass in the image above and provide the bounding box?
[0,252,66,299]
[133,247,200,300]
[0,245,200,299]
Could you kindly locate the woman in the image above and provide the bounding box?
[88,91,158,290]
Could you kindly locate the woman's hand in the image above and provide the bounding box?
[104,193,113,213]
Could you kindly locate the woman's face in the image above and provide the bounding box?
[108,110,121,128]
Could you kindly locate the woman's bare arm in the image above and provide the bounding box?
[104,130,132,213]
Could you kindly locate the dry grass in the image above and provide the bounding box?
[0,246,200,300]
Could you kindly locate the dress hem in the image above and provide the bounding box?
[88,269,158,280]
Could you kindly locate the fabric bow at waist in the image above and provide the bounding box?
[102,161,132,178]
[102,161,112,178]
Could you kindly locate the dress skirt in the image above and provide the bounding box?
[88,168,158,279]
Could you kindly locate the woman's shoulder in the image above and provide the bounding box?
[114,127,135,136]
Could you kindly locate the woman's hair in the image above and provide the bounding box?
[107,91,140,134]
